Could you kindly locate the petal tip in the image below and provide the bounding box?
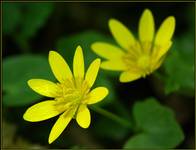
[74,45,84,60]
[23,112,27,120]
[166,16,175,23]
[91,42,104,54]
[101,87,109,97]
[119,73,129,83]
[48,137,53,144]
[96,58,101,63]
[108,18,118,26]
[101,87,109,100]
[142,9,153,18]
[79,121,90,129]
[78,120,90,129]
[166,16,176,26]
[27,79,34,88]
[109,18,116,23]
[170,16,176,25]
[49,51,57,60]
[23,110,32,122]
[49,50,56,56]
[96,59,101,67]
[27,79,32,86]
[92,58,101,66]
[76,45,83,51]
[105,88,109,96]
[48,130,57,144]
[83,125,90,129]
[143,8,152,14]
[119,77,126,83]
[91,43,97,51]
[49,51,61,59]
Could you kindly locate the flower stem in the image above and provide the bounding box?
[90,105,133,129]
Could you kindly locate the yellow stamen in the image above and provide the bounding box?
[55,78,90,113]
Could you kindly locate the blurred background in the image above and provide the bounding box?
[2,2,195,149]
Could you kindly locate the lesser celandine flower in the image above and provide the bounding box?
[92,9,175,82]
[23,46,108,144]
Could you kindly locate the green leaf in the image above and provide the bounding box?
[92,117,129,141]
[18,3,54,39]
[3,55,54,106]
[56,30,118,106]
[3,3,54,51]
[160,33,194,96]
[3,3,53,38]
[3,3,22,35]
[124,98,184,148]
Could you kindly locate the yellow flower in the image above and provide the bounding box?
[92,9,175,82]
[23,46,108,144]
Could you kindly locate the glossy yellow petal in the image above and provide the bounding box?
[49,51,73,83]
[152,55,166,71]
[27,79,59,97]
[48,111,72,144]
[87,87,108,104]
[139,9,154,42]
[152,41,172,63]
[120,71,141,82]
[155,16,175,46]
[76,105,91,128]
[73,45,84,79]
[101,60,126,71]
[85,59,100,88]
[91,42,125,60]
[23,100,61,122]
[109,18,135,50]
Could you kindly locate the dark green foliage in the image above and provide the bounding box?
[3,55,54,106]
[161,33,194,96]
[124,98,184,148]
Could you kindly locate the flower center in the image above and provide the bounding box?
[137,55,150,70]
[122,41,153,77]
[55,78,90,112]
